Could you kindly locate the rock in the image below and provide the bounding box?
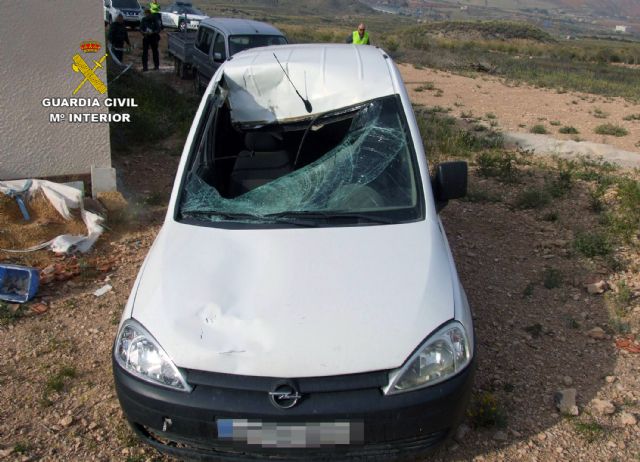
[493,430,508,441]
[562,376,573,386]
[591,398,615,415]
[605,375,617,383]
[620,412,637,426]
[554,388,579,416]
[454,423,470,443]
[30,303,49,315]
[587,327,606,340]
[586,280,608,295]
[60,415,73,428]
[93,285,113,297]
[0,447,15,458]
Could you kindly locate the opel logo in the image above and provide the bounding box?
[269,383,302,409]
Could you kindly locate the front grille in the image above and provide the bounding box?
[184,368,389,393]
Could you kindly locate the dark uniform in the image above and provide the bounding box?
[108,21,130,63]
[140,13,161,71]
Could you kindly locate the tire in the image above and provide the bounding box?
[178,20,187,32]
[174,57,182,76]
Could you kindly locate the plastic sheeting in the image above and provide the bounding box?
[0,179,104,254]
[180,98,413,222]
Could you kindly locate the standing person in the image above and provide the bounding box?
[149,1,163,29]
[346,23,370,45]
[107,14,131,63]
[140,9,160,71]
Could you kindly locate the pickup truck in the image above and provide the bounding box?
[168,31,197,78]
[167,18,287,91]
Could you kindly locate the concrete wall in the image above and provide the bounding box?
[0,0,112,180]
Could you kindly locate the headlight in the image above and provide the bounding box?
[383,321,471,395]
[114,319,191,392]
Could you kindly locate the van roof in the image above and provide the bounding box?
[200,17,285,36]
[221,44,398,124]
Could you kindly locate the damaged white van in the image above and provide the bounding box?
[113,44,475,461]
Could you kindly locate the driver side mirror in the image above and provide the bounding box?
[432,161,467,213]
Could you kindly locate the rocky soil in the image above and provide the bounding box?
[401,64,640,154]
[0,36,638,462]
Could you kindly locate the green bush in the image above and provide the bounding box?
[594,124,628,137]
[476,150,519,182]
[543,268,562,289]
[467,392,508,428]
[530,124,549,134]
[573,231,612,257]
[559,126,579,134]
[514,188,551,209]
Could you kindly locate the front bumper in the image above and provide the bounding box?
[113,357,475,461]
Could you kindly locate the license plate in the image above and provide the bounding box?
[216,419,363,448]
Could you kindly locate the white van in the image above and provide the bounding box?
[113,44,475,460]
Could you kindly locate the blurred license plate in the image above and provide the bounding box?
[216,419,363,448]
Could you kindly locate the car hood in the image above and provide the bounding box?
[131,219,455,377]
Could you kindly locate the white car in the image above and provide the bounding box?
[113,44,475,460]
[161,2,208,31]
[103,0,143,27]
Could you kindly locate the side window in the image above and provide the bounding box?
[213,33,226,62]
[196,28,213,54]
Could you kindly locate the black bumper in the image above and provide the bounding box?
[113,357,475,461]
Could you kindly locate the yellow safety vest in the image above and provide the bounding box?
[149,2,160,13]
[352,30,369,45]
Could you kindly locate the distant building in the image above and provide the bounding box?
[615,25,627,33]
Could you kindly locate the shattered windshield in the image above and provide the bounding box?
[178,94,423,227]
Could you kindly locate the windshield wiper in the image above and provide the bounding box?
[183,211,318,227]
[265,211,396,225]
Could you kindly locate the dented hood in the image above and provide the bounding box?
[131,220,455,377]
[223,44,396,124]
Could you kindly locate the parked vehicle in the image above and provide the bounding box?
[103,0,142,27]
[113,43,474,461]
[161,1,208,31]
[167,30,197,78]
[167,18,287,90]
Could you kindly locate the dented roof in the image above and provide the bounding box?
[221,44,398,124]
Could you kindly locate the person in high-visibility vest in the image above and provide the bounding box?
[149,1,162,29]
[346,23,370,45]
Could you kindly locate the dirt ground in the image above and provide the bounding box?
[400,64,640,154]
[1,36,639,462]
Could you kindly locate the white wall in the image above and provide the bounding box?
[0,0,112,180]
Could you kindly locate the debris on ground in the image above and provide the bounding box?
[0,180,105,254]
[97,191,129,223]
[615,336,640,353]
[93,284,113,297]
[0,264,39,303]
